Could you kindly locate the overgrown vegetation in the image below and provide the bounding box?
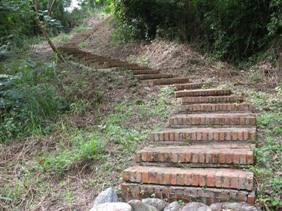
[0,59,69,142]
[41,85,174,174]
[0,0,107,58]
[0,56,174,209]
[0,0,65,49]
[247,88,282,210]
[113,0,282,62]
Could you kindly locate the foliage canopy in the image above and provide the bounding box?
[113,0,282,62]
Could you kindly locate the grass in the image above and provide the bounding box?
[53,33,71,42]
[72,25,89,33]
[246,88,282,210]
[79,40,90,48]
[0,56,69,142]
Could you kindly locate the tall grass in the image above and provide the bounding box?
[0,59,69,142]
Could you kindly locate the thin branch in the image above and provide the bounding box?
[33,0,65,62]
[48,0,57,16]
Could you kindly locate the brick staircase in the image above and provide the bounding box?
[58,46,256,206]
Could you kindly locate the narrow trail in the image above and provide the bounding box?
[59,26,257,205]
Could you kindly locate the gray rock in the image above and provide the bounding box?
[90,202,132,211]
[223,202,243,210]
[209,203,222,211]
[142,198,167,211]
[94,188,119,205]
[146,205,159,211]
[210,203,258,211]
[164,201,183,211]
[241,203,259,211]
[197,206,212,211]
[181,202,209,211]
[129,200,157,211]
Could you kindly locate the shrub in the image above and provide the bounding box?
[0,60,68,142]
[0,0,84,53]
[113,0,282,62]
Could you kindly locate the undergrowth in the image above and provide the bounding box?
[0,47,174,209]
[247,87,282,210]
[41,85,174,174]
[0,58,69,142]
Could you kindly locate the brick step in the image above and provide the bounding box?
[173,83,208,91]
[136,74,175,80]
[122,166,254,191]
[105,62,148,70]
[177,103,254,114]
[132,69,160,75]
[83,55,108,61]
[135,144,254,168]
[178,95,243,105]
[79,57,108,64]
[78,55,106,61]
[168,113,256,128]
[146,78,191,86]
[121,183,255,205]
[150,128,256,143]
[124,65,150,70]
[175,89,232,98]
[101,62,144,69]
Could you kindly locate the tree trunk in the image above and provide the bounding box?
[48,0,57,16]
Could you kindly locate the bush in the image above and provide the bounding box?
[0,60,69,142]
[0,0,83,52]
[113,0,282,62]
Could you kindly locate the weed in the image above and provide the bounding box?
[127,55,150,66]
[72,25,88,33]
[248,89,282,209]
[54,33,71,42]
[0,59,69,142]
[177,200,185,206]
[79,41,90,48]
[70,99,91,115]
[41,130,105,174]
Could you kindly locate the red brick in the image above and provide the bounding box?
[171,174,177,185]
[238,192,247,202]
[192,174,199,186]
[206,173,216,187]
[184,173,192,186]
[247,192,256,204]
[123,171,129,181]
[142,171,149,183]
[230,175,239,189]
